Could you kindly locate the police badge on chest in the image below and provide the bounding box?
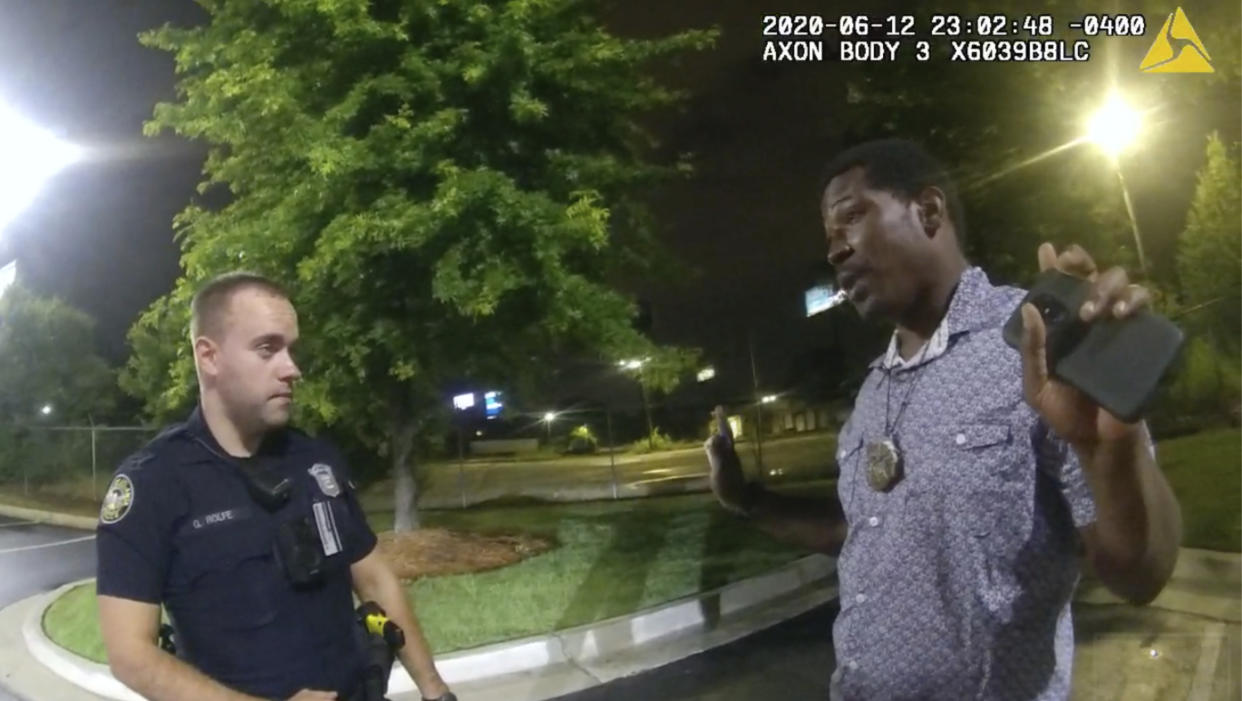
[272,463,347,588]
[308,463,343,557]
[309,463,342,497]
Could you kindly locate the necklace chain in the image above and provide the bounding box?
[883,338,934,435]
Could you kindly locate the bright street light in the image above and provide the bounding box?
[760,395,777,404]
[1085,94,1141,159]
[40,404,53,416]
[1084,93,1148,274]
[0,101,81,236]
[542,411,557,443]
[697,366,716,382]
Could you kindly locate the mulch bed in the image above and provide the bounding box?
[376,528,555,579]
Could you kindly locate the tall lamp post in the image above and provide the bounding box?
[1085,94,1147,275]
[542,411,557,445]
[618,358,654,449]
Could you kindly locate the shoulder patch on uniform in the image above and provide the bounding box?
[100,474,135,524]
[308,463,342,497]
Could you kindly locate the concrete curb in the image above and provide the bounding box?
[24,555,837,700]
[21,584,142,701]
[0,503,97,531]
[1173,547,1242,587]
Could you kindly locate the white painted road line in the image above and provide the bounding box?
[0,535,95,555]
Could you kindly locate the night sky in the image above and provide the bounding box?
[1,0,1237,407]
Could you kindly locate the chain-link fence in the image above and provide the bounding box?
[0,400,843,513]
[0,424,160,507]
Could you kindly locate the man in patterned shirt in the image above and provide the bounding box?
[705,138,1182,700]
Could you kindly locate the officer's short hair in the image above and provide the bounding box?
[820,138,967,245]
[190,272,290,341]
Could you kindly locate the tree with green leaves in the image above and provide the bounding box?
[1176,133,1241,355]
[0,284,118,425]
[1167,133,1242,423]
[124,0,713,529]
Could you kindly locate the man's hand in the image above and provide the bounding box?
[285,691,336,701]
[1019,243,1151,449]
[704,408,753,514]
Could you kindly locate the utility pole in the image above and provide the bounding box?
[748,327,765,479]
[606,405,618,500]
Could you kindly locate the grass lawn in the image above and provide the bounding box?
[0,475,104,521]
[44,487,825,663]
[1156,427,1241,552]
[35,427,1241,664]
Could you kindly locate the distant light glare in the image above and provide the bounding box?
[618,358,648,371]
[0,101,81,235]
[543,411,557,422]
[805,285,848,317]
[484,391,503,419]
[40,404,53,416]
[1086,95,1141,158]
[0,260,16,300]
[697,366,716,382]
[452,392,475,410]
[760,395,778,404]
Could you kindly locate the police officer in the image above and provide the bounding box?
[97,272,456,701]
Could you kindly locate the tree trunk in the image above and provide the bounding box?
[391,418,420,532]
[640,382,654,449]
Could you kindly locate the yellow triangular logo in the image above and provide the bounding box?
[1140,8,1214,73]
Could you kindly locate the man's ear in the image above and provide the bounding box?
[915,186,947,237]
[194,337,219,377]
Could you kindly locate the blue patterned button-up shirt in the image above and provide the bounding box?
[830,266,1102,701]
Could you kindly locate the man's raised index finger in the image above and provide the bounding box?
[1019,302,1050,405]
[1037,242,1058,272]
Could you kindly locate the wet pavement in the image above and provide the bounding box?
[552,602,837,701]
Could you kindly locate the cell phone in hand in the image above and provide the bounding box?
[1002,269,1184,423]
[713,405,733,446]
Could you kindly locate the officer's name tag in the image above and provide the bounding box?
[189,506,252,532]
[311,501,342,557]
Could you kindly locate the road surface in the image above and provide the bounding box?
[552,602,838,700]
[418,432,837,507]
[0,515,96,701]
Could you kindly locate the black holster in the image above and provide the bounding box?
[157,623,177,655]
[349,602,405,701]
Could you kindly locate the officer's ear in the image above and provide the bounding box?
[193,336,222,376]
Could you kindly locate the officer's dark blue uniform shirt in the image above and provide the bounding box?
[96,406,379,699]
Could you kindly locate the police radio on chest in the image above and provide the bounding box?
[236,460,293,512]
[275,515,326,588]
[235,457,325,587]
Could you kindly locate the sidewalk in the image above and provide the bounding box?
[0,556,839,701]
[1072,547,1241,701]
